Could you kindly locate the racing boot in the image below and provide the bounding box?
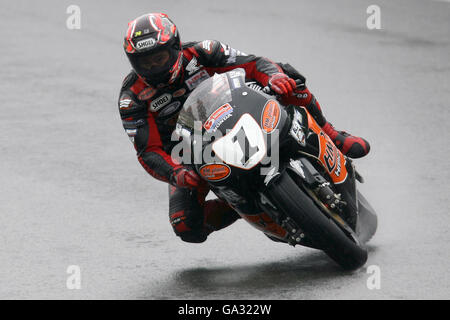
[322,122,370,159]
[281,88,370,158]
[278,63,370,158]
[305,96,370,158]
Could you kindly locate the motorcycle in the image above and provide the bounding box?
[174,68,377,270]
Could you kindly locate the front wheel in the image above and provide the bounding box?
[356,190,378,244]
[266,171,368,270]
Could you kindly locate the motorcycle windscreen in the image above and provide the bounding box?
[177,71,236,130]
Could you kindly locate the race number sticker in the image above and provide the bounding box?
[212,113,266,170]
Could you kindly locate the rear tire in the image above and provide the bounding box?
[267,171,368,270]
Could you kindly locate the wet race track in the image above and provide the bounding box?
[0,0,449,299]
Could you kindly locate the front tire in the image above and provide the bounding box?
[356,191,378,244]
[267,171,368,270]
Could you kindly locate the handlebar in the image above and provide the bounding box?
[262,79,304,95]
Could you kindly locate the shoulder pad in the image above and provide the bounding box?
[118,90,146,118]
[196,40,221,56]
[121,71,138,90]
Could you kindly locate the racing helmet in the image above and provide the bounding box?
[124,13,182,87]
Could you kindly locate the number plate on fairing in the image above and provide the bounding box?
[212,113,266,170]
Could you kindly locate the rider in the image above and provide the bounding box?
[118,13,370,243]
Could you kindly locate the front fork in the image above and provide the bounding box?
[287,157,361,244]
[261,156,360,247]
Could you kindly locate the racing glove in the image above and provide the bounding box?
[171,166,203,189]
[268,73,297,96]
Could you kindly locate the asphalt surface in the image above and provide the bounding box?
[0,0,449,299]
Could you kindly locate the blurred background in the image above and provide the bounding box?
[0,0,449,299]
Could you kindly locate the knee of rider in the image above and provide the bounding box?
[179,231,208,243]
[170,215,208,243]
[170,208,204,234]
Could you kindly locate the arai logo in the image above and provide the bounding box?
[136,38,156,50]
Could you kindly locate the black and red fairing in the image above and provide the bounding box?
[124,13,182,86]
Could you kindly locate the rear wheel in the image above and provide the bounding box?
[266,171,368,270]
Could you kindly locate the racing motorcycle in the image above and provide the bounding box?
[175,68,377,270]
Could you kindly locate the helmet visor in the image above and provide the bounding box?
[128,39,181,86]
[136,50,170,72]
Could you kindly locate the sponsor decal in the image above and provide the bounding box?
[203,103,233,133]
[306,111,347,184]
[173,88,186,98]
[289,109,306,146]
[150,93,172,112]
[261,100,280,133]
[290,120,306,146]
[231,77,241,89]
[157,101,182,118]
[138,86,157,101]
[321,132,340,175]
[199,163,231,181]
[185,69,210,90]
[135,37,156,50]
[186,57,201,75]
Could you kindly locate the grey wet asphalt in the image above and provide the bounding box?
[0,0,449,299]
